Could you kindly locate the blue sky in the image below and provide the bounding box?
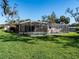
[0,0,79,24]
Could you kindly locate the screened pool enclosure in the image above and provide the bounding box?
[18,21,69,35]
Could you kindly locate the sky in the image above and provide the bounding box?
[0,0,79,24]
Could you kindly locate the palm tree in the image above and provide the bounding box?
[60,16,65,23]
[60,16,70,24]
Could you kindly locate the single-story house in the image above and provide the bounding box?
[4,21,69,35]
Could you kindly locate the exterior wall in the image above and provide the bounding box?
[4,24,18,32]
[4,25,10,32]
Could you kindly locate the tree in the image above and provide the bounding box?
[65,17,70,24]
[55,18,60,24]
[41,15,48,22]
[1,0,19,24]
[66,7,79,23]
[60,16,66,23]
[60,16,70,24]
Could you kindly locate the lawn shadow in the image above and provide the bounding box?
[54,35,79,48]
[55,35,79,48]
[0,31,79,47]
[34,35,79,48]
[0,33,35,44]
[62,36,79,48]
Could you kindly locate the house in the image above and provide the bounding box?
[4,21,69,36]
[18,21,69,35]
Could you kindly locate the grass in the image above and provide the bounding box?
[0,29,79,59]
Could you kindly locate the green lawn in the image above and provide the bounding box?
[0,29,79,59]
